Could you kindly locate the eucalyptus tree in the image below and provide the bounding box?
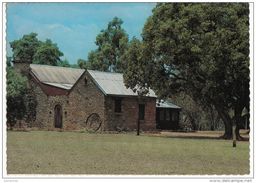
[123,3,249,139]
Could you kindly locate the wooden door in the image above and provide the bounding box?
[54,105,62,128]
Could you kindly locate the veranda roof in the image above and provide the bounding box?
[156,100,181,109]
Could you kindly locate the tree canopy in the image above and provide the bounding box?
[7,63,28,128]
[57,58,71,67]
[7,66,27,98]
[33,39,63,66]
[10,33,40,63]
[123,3,249,139]
[77,58,87,69]
[86,17,129,72]
[10,33,63,66]
[8,33,64,127]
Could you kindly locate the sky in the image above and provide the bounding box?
[6,2,156,64]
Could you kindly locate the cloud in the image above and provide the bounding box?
[47,24,72,32]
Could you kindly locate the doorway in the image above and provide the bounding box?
[54,105,62,128]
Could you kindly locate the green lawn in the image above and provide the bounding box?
[7,131,249,175]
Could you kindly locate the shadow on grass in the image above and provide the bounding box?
[162,135,249,141]
[148,130,250,141]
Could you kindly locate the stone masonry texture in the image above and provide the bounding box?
[13,62,157,131]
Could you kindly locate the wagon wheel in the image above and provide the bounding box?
[85,113,102,132]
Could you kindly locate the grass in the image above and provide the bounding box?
[7,131,249,175]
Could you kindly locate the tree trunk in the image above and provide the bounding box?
[222,117,232,139]
[234,107,244,141]
[234,115,244,140]
[221,116,244,140]
[235,125,243,140]
[214,103,245,140]
[216,108,233,139]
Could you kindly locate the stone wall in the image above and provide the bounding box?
[13,62,31,77]
[30,72,105,130]
[66,73,105,130]
[29,70,156,131]
[104,96,156,131]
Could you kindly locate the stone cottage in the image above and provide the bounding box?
[14,62,157,131]
[13,62,181,131]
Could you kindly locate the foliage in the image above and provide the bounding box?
[77,58,87,69]
[6,66,27,128]
[57,58,80,68]
[122,38,152,95]
[33,39,63,66]
[171,92,223,131]
[69,64,80,69]
[7,67,27,98]
[10,33,63,66]
[8,33,64,126]
[58,58,71,67]
[123,3,249,139]
[10,33,40,63]
[7,57,12,67]
[86,17,129,72]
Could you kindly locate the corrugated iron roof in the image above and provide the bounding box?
[87,70,156,97]
[156,100,181,109]
[30,64,85,90]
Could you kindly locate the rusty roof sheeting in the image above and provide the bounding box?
[87,70,156,97]
[30,64,85,90]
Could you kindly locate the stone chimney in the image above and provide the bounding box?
[12,58,31,77]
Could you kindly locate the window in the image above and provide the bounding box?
[172,111,179,121]
[115,98,122,113]
[84,78,88,85]
[159,109,165,121]
[139,104,145,120]
[166,110,170,121]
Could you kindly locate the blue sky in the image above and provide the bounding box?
[6,3,156,64]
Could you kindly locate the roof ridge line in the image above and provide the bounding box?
[88,69,123,75]
[30,64,85,71]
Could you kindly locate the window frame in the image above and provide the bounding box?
[171,110,179,121]
[139,104,145,120]
[166,109,171,121]
[159,109,165,121]
[114,98,122,113]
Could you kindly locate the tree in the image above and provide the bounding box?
[123,3,249,139]
[10,33,63,66]
[87,17,129,72]
[57,58,80,68]
[77,58,87,69]
[7,64,27,129]
[33,39,63,66]
[10,33,40,63]
[170,92,223,131]
[8,33,63,128]
[7,56,12,67]
[122,38,152,95]
[58,58,71,67]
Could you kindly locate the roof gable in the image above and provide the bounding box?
[30,64,85,90]
[87,70,156,98]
